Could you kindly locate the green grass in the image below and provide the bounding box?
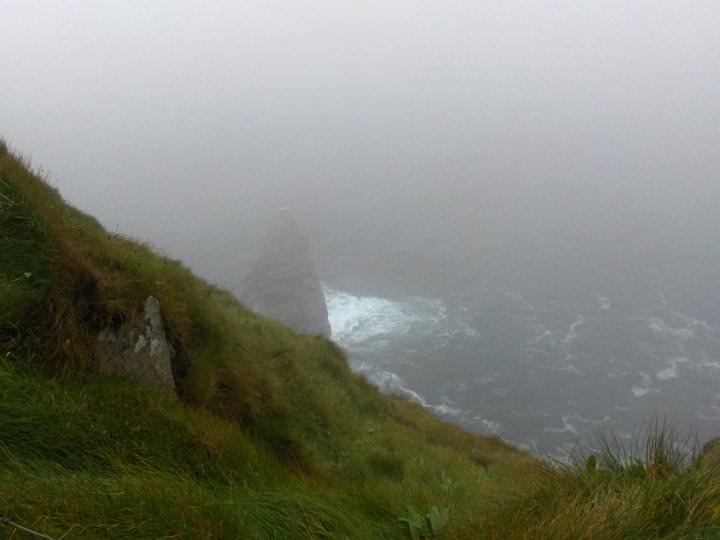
[0,142,532,538]
[482,419,720,539]
[0,359,399,539]
[0,346,527,538]
[3,140,720,538]
[0,173,51,352]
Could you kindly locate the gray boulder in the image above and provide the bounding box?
[97,296,176,395]
[241,209,331,337]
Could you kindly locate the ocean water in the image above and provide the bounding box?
[324,284,720,457]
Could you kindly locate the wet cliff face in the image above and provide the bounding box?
[240,210,331,337]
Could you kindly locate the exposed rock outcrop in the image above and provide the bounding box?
[241,209,331,337]
[97,296,177,395]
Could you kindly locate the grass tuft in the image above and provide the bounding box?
[483,417,720,539]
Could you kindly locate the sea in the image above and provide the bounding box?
[322,278,720,457]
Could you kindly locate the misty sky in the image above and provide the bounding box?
[2,1,720,287]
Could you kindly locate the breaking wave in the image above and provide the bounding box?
[324,286,477,350]
[324,287,441,347]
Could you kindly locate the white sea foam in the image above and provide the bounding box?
[324,287,438,348]
[701,361,720,370]
[655,366,677,381]
[433,403,463,417]
[632,371,658,397]
[324,286,479,349]
[544,413,606,435]
[562,315,585,345]
[544,415,579,435]
[472,417,502,433]
[503,290,559,349]
[452,381,469,392]
[503,290,536,312]
[529,329,554,345]
[647,317,696,340]
[506,290,588,354]
[597,294,611,311]
[475,374,500,385]
[353,362,463,418]
[656,357,689,381]
[659,293,716,333]
[532,364,581,375]
[697,355,720,371]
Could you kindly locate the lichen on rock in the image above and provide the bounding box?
[96,296,176,395]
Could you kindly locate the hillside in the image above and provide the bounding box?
[2,141,720,539]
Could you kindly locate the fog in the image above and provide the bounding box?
[3,1,720,453]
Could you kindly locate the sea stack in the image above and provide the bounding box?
[240,209,331,337]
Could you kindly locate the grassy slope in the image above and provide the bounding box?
[2,141,720,539]
[0,143,534,539]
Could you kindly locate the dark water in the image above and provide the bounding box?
[316,219,720,457]
[325,282,720,456]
